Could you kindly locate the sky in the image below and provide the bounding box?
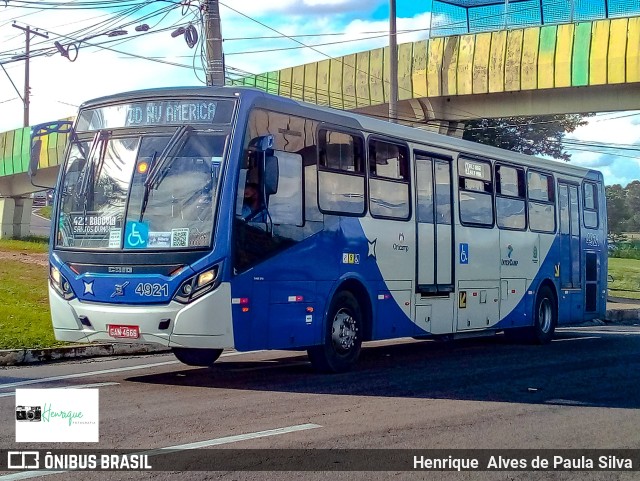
[0,0,638,187]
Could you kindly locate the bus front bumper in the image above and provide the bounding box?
[49,282,235,349]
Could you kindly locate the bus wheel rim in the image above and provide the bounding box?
[539,298,552,333]
[331,309,357,353]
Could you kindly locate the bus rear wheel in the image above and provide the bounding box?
[308,290,363,373]
[172,348,223,367]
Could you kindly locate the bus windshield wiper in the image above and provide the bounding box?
[139,125,191,221]
[78,130,108,204]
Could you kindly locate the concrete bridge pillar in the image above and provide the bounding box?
[0,197,33,239]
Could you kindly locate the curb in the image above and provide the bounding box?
[0,343,170,367]
[1,309,638,367]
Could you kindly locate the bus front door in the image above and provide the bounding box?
[415,154,454,334]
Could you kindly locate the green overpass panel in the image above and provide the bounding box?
[538,26,557,89]
[629,18,640,83]
[590,20,610,85]
[608,18,628,84]
[398,42,413,101]
[412,40,428,98]
[473,32,491,94]
[505,29,523,91]
[442,36,458,96]
[266,71,279,95]
[4,130,15,175]
[0,131,7,176]
[489,30,507,93]
[555,24,574,88]
[572,22,591,86]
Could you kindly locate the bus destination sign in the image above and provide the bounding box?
[125,100,217,126]
[77,99,234,131]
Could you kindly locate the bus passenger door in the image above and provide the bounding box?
[415,153,454,334]
[558,182,582,321]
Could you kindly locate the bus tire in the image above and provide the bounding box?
[172,348,223,367]
[530,285,557,344]
[307,290,363,373]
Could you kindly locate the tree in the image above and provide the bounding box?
[462,114,593,161]
[605,184,628,235]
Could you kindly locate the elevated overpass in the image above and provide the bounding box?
[1,15,639,238]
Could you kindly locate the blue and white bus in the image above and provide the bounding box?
[40,86,607,372]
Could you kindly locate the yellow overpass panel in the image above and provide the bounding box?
[356,51,371,108]
[369,48,385,106]
[0,131,7,176]
[12,128,25,175]
[412,40,428,98]
[629,17,640,83]
[427,37,444,97]
[457,34,475,95]
[554,24,574,88]
[608,18,627,84]
[521,27,540,90]
[39,133,50,169]
[505,29,523,91]
[316,60,330,105]
[489,30,507,93]
[398,42,413,101]
[538,26,556,89]
[291,65,305,101]
[442,36,459,96]
[329,59,344,109]
[590,20,610,85]
[343,54,357,110]
[473,32,491,94]
[304,63,317,104]
[277,68,292,98]
[383,46,391,103]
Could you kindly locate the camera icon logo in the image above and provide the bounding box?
[15,405,42,422]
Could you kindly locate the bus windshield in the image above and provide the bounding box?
[56,130,226,250]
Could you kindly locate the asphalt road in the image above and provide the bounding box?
[1,326,640,481]
[29,211,50,238]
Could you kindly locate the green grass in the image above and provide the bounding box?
[38,206,52,220]
[0,258,62,349]
[608,257,640,300]
[0,238,48,253]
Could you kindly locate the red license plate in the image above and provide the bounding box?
[107,325,140,339]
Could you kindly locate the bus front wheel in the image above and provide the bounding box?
[172,348,223,367]
[308,290,363,373]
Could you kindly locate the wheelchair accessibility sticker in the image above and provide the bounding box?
[124,221,149,249]
[459,243,469,264]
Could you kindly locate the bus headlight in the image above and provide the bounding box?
[50,265,75,300]
[174,265,220,303]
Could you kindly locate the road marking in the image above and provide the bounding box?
[0,350,267,391]
[545,399,593,406]
[552,336,600,342]
[0,423,322,481]
[0,382,119,398]
[560,329,640,336]
[0,360,179,390]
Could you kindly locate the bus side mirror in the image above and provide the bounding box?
[264,155,279,196]
[28,139,41,178]
[248,135,274,152]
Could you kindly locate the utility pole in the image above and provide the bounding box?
[203,0,225,87]
[12,23,48,127]
[389,0,398,123]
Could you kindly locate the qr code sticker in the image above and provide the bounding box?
[171,228,190,248]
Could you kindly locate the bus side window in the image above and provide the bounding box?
[528,171,556,233]
[583,182,599,228]
[496,164,526,230]
[458,157,493,226]
[368,138,410,220]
